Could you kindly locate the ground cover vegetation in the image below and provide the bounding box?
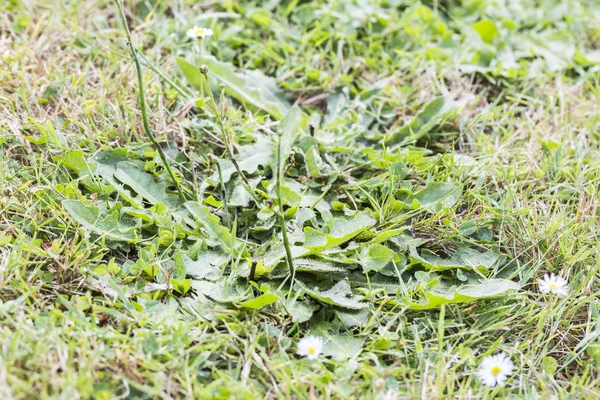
[1,0,600,398]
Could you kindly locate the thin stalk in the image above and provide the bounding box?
[136,49,191,98]
[198,38,203,65]
[201,71,260,203]
[202,73,248,184]
[198,42,205,103]
[276,133,295,289]
[115,0,186,202]
[216,159,230,229]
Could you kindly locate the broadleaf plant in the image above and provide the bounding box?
[60,25,521,328]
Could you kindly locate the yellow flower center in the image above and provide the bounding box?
[491,366,502,376]
[308,347,315,355]
[549,283,558,290]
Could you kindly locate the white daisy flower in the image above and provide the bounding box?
[476,352,514,387]
[187,26,214,39]
[296,335,324,360]
[538,273,568,296]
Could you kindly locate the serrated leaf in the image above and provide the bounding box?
[322,335,365,361]
[192,280,248,304]
[298,280,367,310]
[237,137,273,176]
[405,279,520,310]
[455,246,504,269]
[91,148,130,178]
[286,300,318,323]
[209,137,273,185]
[335,308,371,328]
[409,248,464,271]
[227,177,254,207]
[295,258,347,274]
[348,273,406,294]
[114,161,183,210]
[185,202,235,253]
[359,244,395,273]
[410,246,502,272]
[62,200,137,242]
[177,56,289,119]
[304,212,376,254]
[182,251,228,281]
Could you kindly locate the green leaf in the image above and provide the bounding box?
[304,212,376,253]
[260,243,310,273]
[410,246,502,272]
[454,246,503,269]
[286,300,318,323]
[369,227,407,244]
[176,57,203,91]
[458,221,477,236]
[91,148,130,179]
[405,279,520,310]
[298,280,367,310]
[177,56,289,119]
[322,334,365,361]
[238,293,278,309]
[209,137,273,185]
[182,251,228,281]
[90,149,141,205]
[278,106,303,165]
[227,177,253,207]
[237,137,274,176]
[62,200,137,242]
[541,356,558,375]
[295,258,347,274]
[359,244,395,273]
[305,146,324,178]
[410,248,464,271]
[170,279,193,295]
[575,50,600,66]
[59,150,95,176]
[414,182,461,211]
[384,97,456,145]
[193,280,248,304]
[348,274,406,294]
[472,20,498,43]
[185,202,234,252]
[58,150,111,194]
[114,161,183,210]
[335,308,371,328]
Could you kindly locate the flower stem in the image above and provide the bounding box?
[114,0,186,202]
[216,158,230,229]
[198,39,205,103]
[201,70,259,203]
[198,38,203,65]
[276,132,295,286]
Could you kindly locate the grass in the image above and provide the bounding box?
[1,0,600,398]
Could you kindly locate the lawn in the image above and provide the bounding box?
[1,0,600,398]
